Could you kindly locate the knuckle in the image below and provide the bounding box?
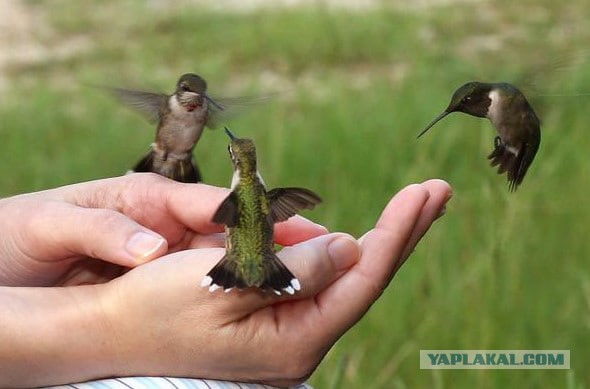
[23,198,61,235]
[119,173,174,215]
[127,172,170,189]
[91,208,124,230]
[81,208,123,234]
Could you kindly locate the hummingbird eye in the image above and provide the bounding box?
[180,83,190,92]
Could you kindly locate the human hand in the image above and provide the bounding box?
[0,179,450,387]
[0,173,326,286]
[93,179,451,387]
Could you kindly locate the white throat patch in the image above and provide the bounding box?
[170,94,182,111]
[230,168,240,190]
[487,89,502,122]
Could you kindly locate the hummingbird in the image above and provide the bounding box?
[201,128,322,295]
[418,81,541,191]
[112,73,228,183]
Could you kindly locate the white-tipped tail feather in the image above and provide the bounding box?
[209,284,221,293]
[200,275,213,288]
[283,286,295,295]
[200,274,300,296]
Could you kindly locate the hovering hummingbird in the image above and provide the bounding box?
[418,81,541,191]
[112,73,229,183]
[201,128,322,295]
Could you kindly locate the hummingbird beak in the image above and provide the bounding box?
[225,127,238,140]
[417,111,450,139]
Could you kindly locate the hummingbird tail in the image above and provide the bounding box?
[260,253,301,295]
[201,253,245,292]
[131,149,202,183]
[171,157,201,183]
[201,253,301,296]
[131,149,156,174]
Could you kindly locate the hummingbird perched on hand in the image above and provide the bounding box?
[418,81,541,191]
[201,128,322,295]
[112,73,229,183]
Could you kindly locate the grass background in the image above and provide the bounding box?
[1,0,589,387]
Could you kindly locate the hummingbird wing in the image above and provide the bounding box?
[205,94,276,129]
[267,188,322,223]
[110,88,168,124]
[211,192,239,227]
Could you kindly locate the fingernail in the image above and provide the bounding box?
[437,192,453,219]
[293,215,329,234]
[126,232,166,263]
[328,235,360,271]
[313,221,329,234]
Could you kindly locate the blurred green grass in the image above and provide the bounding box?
[3,0,590,387]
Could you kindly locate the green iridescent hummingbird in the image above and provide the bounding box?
[112,73,229,183]
[418,81,541,191]
[201,128,322,295]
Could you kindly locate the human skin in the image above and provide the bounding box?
[0,174,451,387]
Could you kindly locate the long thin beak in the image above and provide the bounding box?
[224,127,238,140]
[417,111,450,139]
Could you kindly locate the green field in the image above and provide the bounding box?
[2,1,589,387]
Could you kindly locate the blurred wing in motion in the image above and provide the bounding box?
[110,88,168,124]
[205,94,279,129]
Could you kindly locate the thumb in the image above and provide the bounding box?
[281,233,361,296]
[211,233,361,315]
[28,202,167,267]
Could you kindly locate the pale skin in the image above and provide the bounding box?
[0,173,452,388]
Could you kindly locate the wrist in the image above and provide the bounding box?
[0,284,117,387]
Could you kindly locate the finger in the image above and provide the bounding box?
[314,184,431,335]
[180,214,328,251]
[398,179,452,263]
[59,174,229,236]
[274,215,328,246]
[152,179,323,240]
[199,233,360,317]
[280,233,360,296]
[30,202,167,267]
[61,174,327,246]
[177,232,226,250]
[56,259,127,286]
